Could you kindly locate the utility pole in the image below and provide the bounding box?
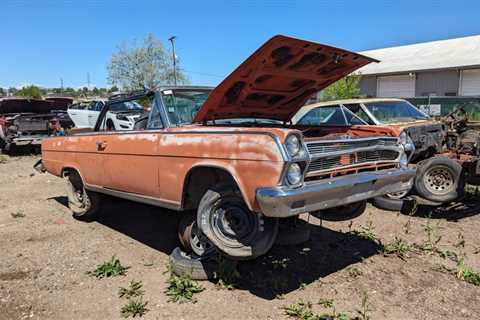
[60,78,64,93]
[168,36,177,86]
[87,72,91,90]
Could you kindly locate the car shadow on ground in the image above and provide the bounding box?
[411,197,480,221]
[52,195,181,255]
[236,224,381,300]
[52,195,381,300]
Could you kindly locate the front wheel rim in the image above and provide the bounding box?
[189,224,215,256]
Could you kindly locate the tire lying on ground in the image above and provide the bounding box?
[310,200,367,221]
[169,247,238,281]
[372,195,416,213]
[414,156,465,203]
[275,217,311,246]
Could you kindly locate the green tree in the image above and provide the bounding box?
[0,87,5,97]
[17,85,43,99]
[322,74,362,101]
[107,33,188,91]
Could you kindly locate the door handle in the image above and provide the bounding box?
[96,141,107,149]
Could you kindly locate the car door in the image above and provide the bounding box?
[99,97,161,198]
[67,103,90,128]
[87,101,102,127]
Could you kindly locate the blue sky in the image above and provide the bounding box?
[1,0,479,89]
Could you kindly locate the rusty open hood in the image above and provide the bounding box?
[194,35,377,123]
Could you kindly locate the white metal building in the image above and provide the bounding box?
[357,35,480,98]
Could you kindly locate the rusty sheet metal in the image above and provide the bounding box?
[194,35,377,123]
[0,97,73,114]
[41,128,285,212]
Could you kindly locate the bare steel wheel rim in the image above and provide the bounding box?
[385,190,409,199]
[68,175,87,208]
[423,165,455,196]
[189,224,215,256]
[210,197,259,248]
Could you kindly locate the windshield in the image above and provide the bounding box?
[365,101,429,124]
[162,89,211,125]
[109,101,144,112]
[297,105,367,126]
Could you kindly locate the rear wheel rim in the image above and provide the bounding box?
[423,165,455,195]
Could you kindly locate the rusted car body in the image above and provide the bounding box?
[295,98,480,206]
[39,36,415,260]
[0,97,73,152]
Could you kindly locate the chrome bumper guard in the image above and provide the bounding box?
[256,168,416,218]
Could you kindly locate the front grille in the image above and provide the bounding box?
[306,138,397,155]
[307,149,399,174]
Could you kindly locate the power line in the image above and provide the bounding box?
[181,69,225,79]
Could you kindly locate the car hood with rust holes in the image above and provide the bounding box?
[193,35,378,123]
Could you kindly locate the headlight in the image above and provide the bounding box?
[400,131,408,145]
[286,163,302,185]
[116,114,129,121]
[400,131,415,153]
[285,134,301,157]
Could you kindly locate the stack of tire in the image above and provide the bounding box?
[373,157,465,212]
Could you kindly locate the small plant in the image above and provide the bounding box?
[119,280,145,299]
[283,300,316,319]
[317,298,334,308]
[354,220,379,243]
[11,211,26,218]
[120,298,148,318]
[88,256,129,279]
[347,267,363,279]
[421,213,442,252]
[382,237,413,260]
[165,273,204,303]
[358,290,371,320]
[0,155,8,164]
[456,259,480,286]
[213,254,240,290]
[284,300,351,320]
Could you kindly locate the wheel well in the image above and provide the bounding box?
[181,166,239,210]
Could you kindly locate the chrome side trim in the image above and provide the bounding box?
[85,184,182,211]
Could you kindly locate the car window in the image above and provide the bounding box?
[297,106,347,126]
[343,104,375,125]
[147,100,163,129]
[364,101,429,124]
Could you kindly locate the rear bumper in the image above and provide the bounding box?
[256,167,416,218]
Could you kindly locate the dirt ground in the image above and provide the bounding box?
[1,155,479,320]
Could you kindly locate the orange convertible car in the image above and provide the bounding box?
[37,36,415,261]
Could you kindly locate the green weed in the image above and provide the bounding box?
[119,280,145,299]
[457,259,480,286]
[120,298,148,318]
[382,237,414,259]
[213,254,240,290]
[88,256,129,279]
[165,274,204,303]
[11,211,26,218]
[0,155,8,164]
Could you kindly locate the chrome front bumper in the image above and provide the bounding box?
[256,167,416,218]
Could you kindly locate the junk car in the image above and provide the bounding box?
[0,97,73,153]
[36,36,415,261]
[294,98,480,210]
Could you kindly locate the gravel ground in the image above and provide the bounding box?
[1,155,479,320]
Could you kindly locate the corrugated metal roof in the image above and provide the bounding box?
[358,35,480,76]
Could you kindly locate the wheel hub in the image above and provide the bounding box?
[424,166,455,195]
